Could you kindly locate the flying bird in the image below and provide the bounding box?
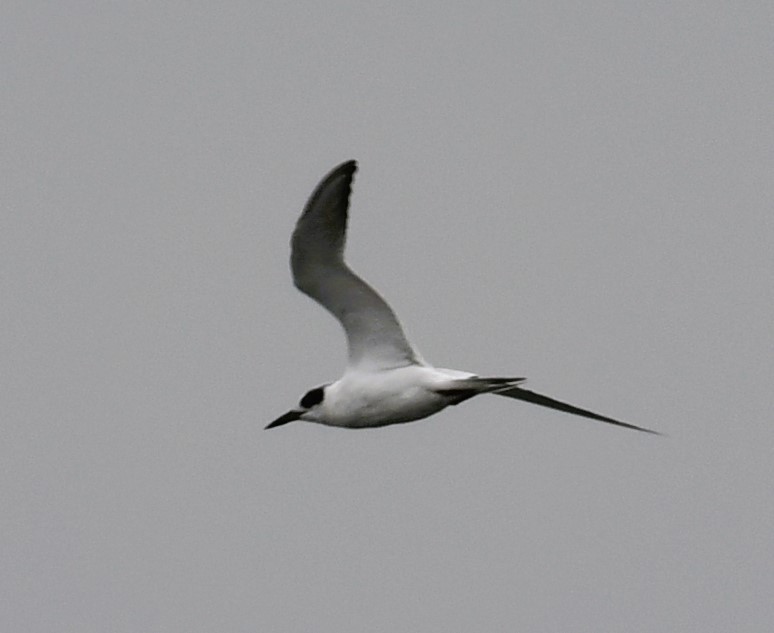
[267,160,657,434]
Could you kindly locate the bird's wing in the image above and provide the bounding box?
[290,160,422,370]
[494,386,660,434]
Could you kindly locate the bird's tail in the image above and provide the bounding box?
[468,376,527,392]
[494,385,661,434]
[434,376,526,404]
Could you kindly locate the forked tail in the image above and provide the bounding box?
[434,376,526,405]
[494,385,660,434]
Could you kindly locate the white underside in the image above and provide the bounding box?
[302,365,475,428]
[290,164,512,429]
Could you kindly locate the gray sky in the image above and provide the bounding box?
[3,2,773,631]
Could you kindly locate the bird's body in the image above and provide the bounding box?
[309,366,525,428]
[312,366,463,428]
[267,160,658,435]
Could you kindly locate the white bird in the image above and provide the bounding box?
[267,160,657,434]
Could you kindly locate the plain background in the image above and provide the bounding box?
[3,2,773,631]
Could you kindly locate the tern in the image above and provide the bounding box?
[267,160,657,434]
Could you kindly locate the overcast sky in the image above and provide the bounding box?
[3,2,774,631]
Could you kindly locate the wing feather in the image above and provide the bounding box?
[291,161,421,370]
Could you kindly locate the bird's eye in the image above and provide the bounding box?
[300,386,325,408]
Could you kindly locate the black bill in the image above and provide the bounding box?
[265,410,303,430]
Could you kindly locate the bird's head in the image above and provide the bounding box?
[265,385,327,429]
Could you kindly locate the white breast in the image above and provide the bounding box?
[319,365,473,428]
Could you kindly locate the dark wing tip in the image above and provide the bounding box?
[323,159,357,183]
[291,160,361,286]
[298,160,358,222]
[337,159,357,173]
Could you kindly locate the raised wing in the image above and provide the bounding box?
[495,386,660,434]
[291,160,422,370]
